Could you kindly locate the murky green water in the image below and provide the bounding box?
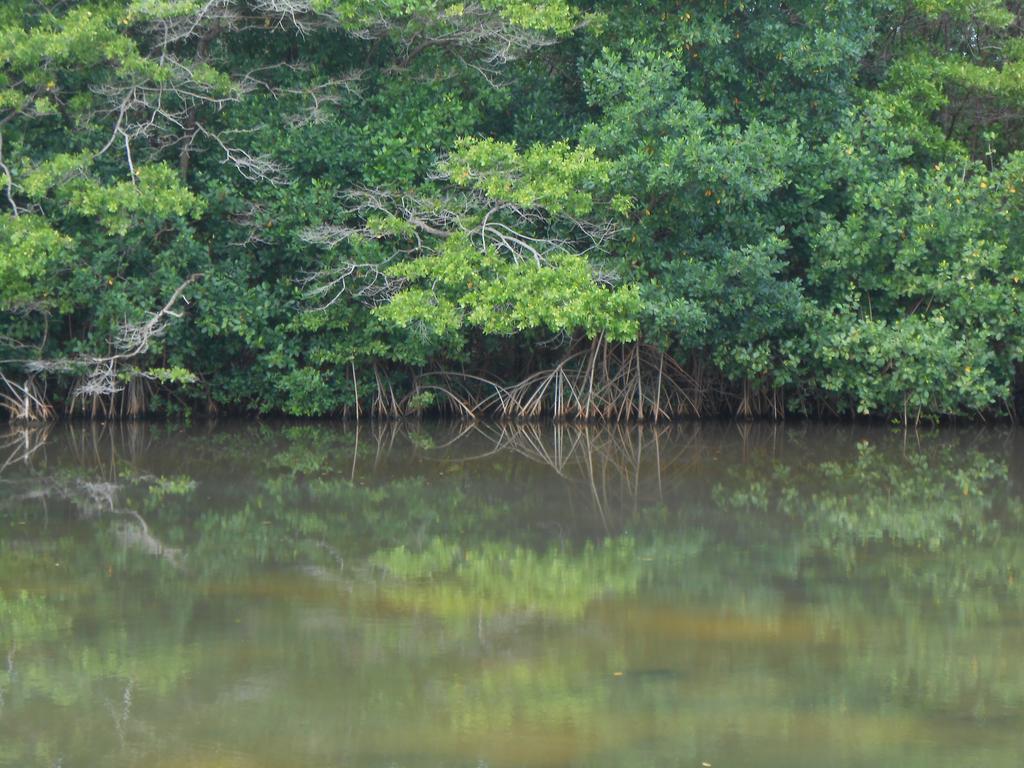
[2,422,1024,767]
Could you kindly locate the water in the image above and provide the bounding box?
[1,421,1023,768]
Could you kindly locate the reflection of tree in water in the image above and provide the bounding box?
[2,428,183,568]
[2,420,1022,607]
[0,423,53,473]
[3,422,1024,767]
[2,420,1022,547]
[445,422,692,521]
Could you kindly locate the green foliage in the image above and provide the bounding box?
[443,138,613,217]
[4,0,1024,420]
[24,159,202,235]
[307,0,580,32]
[380,235,640,340]
[0,215,71,307]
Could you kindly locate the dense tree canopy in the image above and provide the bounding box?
[3,0,1024,421]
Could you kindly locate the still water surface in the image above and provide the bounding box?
[2,422,1024,767]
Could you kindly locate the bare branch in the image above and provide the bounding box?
[298,260,405,310]
[354,3,559,85]
[14,275,202,404]
[298,171,622,309]
[0,132,18,216]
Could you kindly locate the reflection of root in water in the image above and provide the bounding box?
[2,419,794,523]
[442,422,718,521]
[0,423,53,472]
[65,420,153,478]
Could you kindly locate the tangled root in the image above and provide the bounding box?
[412,336,760,421]
[0,373,55,422]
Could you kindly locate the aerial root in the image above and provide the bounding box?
[0,373,55,422]
[412,338,775,421]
